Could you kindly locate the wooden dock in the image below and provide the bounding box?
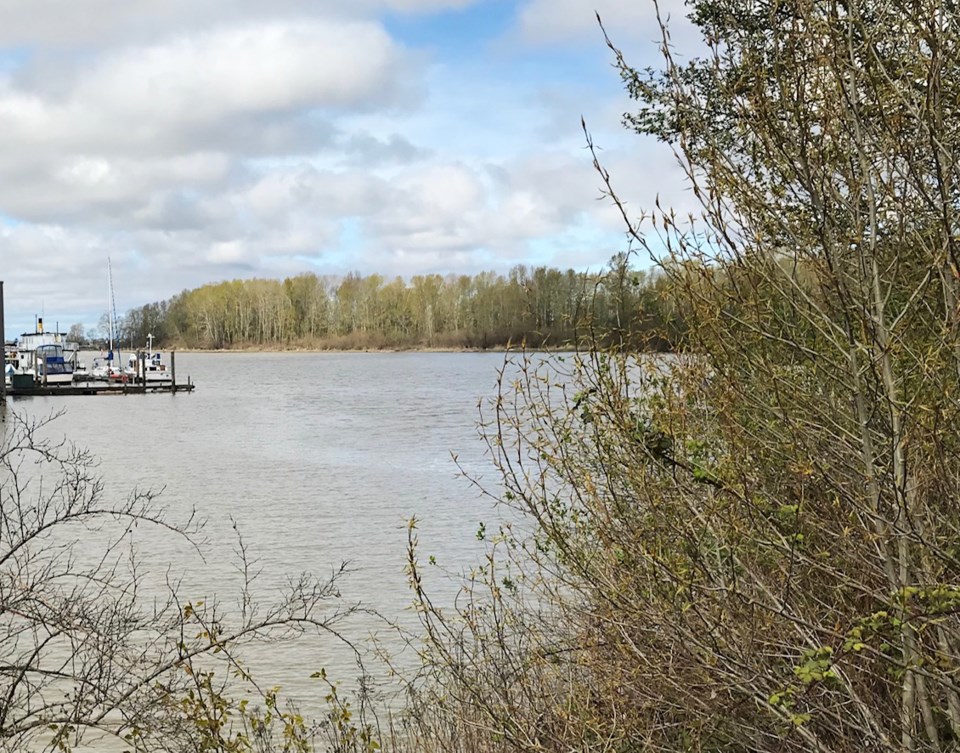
[8,381,195,397]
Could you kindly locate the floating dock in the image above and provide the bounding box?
[7,380,195,397]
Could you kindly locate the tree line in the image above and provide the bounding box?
[108,261,680,351]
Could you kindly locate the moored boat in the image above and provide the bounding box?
[11,319,76,386]
[91,351,124,381]
[124,334,172,383]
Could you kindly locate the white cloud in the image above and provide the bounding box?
[0,152,233,224]
[396,164,485,217]
[0,17,421,229]
[0,0,697,336]
[78,22,408,120]
[0,0,481,46]
[517,0,658,44]
[515,0,701,65]
[0,20,415,158]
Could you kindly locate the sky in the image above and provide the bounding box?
[0,0,697,338]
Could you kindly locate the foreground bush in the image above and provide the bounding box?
[388,2,960,751]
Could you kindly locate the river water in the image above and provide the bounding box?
[2,351,520,731]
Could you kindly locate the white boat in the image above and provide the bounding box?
[91,352,124,381]
[11,319,76,386]
[124,334,172,383]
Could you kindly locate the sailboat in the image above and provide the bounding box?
[90,259,124,381]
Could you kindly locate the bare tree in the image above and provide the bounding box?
[0,410,360,752]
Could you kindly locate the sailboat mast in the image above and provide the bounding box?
[107,258,119,366]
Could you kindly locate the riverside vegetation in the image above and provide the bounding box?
[384,1,960,751]
[5,0,960,751]
[89,264,681,352]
